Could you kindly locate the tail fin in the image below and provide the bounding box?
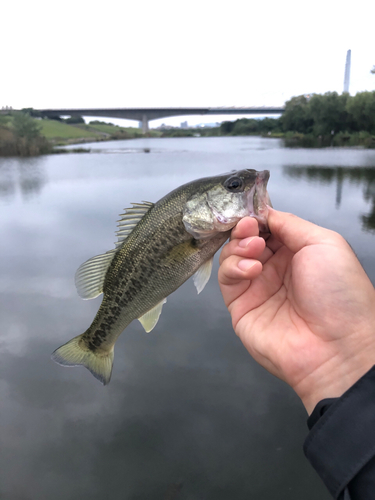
[51,335,114,385]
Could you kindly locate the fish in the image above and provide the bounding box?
[51,169,271,384]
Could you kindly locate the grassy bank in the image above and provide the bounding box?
[283,131,375,148]
[39,120,99,141]
[39,119,162,144]
[0,114,163,156]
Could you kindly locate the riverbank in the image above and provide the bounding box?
[2,111,375,157]
[0,115,162,156]
[0,122,52,156]
[283,131,375,148]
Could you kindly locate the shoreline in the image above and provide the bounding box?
[2,133,375,158]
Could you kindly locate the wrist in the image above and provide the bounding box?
[296,355,375,415]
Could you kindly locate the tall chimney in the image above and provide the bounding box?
[344,50,351,93]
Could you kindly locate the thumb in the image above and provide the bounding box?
[267,208,334,253]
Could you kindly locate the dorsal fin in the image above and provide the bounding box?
[75,201,154,300]
[115,201,154,248]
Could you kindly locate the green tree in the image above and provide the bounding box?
[308,92,350,135]
[65,115,84,124]
[232,118,259,135]
[346,91,375,133]
[280,95,313,133]
[10,112,51,156]
[21,108,42,117]
[257,117,280,133]
[13,112,42,140]
[220,121,235,135]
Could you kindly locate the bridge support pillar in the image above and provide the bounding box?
[142,114,149,134]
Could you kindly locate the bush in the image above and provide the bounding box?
[0,136,52,156]
[21,108,42,118]
[89,120,113,126]
[65,115,85,124]
[13,112,42,140]
[232,119,259,135]
[283,132,326,148]
[0,112,53,157]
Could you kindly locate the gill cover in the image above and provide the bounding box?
[182,170,255,239]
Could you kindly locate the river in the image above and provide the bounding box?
[1,136,375,499]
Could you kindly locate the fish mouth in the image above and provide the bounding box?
[247,170,271,232]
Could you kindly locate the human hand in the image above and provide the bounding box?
[218,209,375,414]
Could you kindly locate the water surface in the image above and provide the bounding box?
[1,137,375,499]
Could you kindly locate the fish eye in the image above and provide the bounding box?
[224,176,244,192]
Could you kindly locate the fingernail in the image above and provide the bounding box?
[238,259,256,271]
[238,236,255,248]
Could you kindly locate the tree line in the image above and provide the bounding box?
[219,91,375,147]
[1,92,375,156]
[281,91,375,135]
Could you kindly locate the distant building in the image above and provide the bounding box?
[196,122,220,128]
[180,121,188,128]
[155,123,174,130]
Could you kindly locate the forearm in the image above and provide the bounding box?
[304,367,375,499]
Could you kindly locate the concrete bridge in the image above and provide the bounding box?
[35,106,285,133]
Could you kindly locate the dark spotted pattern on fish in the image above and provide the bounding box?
[80,209,223,353]
[51,169,271,385]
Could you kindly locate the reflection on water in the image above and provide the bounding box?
[2,137,375,500]
[0,157,47,201]
[164,482,183,500]
[284,166,375,232]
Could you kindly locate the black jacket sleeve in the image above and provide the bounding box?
[303,366,375,499]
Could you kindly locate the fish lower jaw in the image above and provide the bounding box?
[246,186,259,220]
[248,203,269,232]
[252,213,269,233]
[246,187,270,233]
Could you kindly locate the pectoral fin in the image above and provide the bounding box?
[193,257,213,294]
[75,250,116,299]
[75,201,154,300]
[138,298,167,333]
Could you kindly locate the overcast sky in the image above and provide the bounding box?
[1,0,374,127]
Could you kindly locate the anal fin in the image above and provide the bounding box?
[138,298,167,333]
[193,257,214,294]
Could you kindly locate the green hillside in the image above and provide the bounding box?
[39,120,102,140]
[0,113,162,155]
[39,119,160,142]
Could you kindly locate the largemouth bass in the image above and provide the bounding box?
[52,169,271,384]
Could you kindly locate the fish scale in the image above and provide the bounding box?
[52,169,271,384]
